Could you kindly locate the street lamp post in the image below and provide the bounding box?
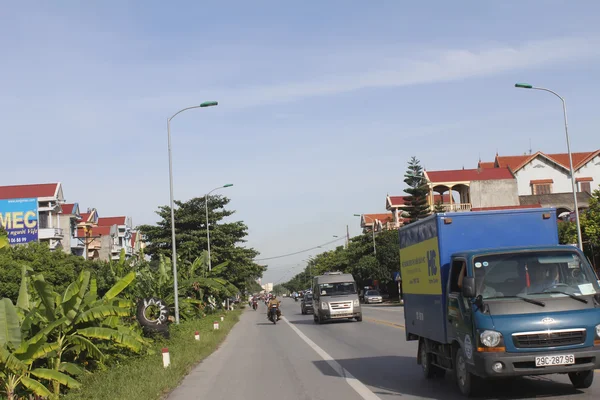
[205,184,233,272]
[354,214,376,254]
[515,83,583,251]
[167,101,218,324]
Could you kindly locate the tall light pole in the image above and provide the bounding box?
[167,101,218,324]
[205,184,233,272]
[515,83,583,251]
[354,214,376,254]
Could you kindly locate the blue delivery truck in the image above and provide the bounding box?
[400,208,600,397]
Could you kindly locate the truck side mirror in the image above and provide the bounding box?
[462,277,476,298]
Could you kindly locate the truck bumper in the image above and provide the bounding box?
[471,347,600,378]
[318,309,361,320]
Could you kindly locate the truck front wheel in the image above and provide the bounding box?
[454,347,480,397]
[569,370,594,389]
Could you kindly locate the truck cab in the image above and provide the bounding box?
[446,246,600,394]
[400,208,600,397]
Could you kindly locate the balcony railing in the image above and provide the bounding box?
[38,228,64,240]
[437,203,472,212]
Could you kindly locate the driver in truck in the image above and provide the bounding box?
[524,261,560,294]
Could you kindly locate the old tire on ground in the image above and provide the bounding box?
[569,370,594,389]
[137,297,170,338]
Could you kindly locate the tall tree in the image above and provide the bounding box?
[137,195,265,291]
[403,156,431,223]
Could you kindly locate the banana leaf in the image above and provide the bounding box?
[29,368,81,389]
[102,271,135,301]
[59,362,86,376]
[0,298,22,347]
[20,376,52,398]
[65,335,104,360]
[32,276,56,322]
[74,305,130,324]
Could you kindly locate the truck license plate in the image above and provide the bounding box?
[535,354,575,367]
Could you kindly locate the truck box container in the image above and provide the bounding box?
[399,208,559,343]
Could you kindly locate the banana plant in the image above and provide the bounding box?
[1,267,148,398]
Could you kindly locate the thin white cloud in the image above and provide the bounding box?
[138,36,600,110]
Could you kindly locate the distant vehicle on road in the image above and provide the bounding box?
[363,289,383,304]
[312,271,362,323]
[301,292,314,314]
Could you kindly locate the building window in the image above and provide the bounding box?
[579,181,591,194]
[532,183,552,195]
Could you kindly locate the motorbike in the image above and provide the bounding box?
[252,301,258,311]
[269,304,279,324]
[294,296,298,302]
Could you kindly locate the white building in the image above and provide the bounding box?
[479,150,600,216]
[479,150,600,196]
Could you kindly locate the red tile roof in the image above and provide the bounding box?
[362,213,394,225]
[480,150,600,172]
[98,216,126,227]
[425,167,514,183]
[495,155,530,170]
[79,213,91,223]
[477,161,496,169]
[61,203,76,214]
[387,196,410,207]
[546,151,600,170]
[0,183,59,200]
[131,232,137,244]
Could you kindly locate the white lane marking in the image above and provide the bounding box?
[282,316,382,400]
[363,306,403,312]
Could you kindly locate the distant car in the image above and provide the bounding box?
[301,293,314,314]
[363,289,383,304]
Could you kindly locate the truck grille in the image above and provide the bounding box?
[330,301,352,310]
[512,329,586,349]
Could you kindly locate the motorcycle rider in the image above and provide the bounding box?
[266,294,282,321]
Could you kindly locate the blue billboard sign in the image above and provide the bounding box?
[0,198,39,245]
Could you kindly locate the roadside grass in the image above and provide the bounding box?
[64,309,242,400]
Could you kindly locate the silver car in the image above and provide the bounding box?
[363,289,383,304]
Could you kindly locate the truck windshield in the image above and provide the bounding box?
[318,282,357,296]
[473,250,599,300]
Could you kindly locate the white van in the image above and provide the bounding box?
[312,272,362,324]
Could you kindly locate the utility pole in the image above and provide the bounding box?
[346,225,350,249]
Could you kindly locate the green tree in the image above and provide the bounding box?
[557,188,600,271]
[0,243,109,302]
[403,156,431,224]
[433,200,445,213]
[137,195,265,292]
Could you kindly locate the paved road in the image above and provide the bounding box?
[169,299,600,400]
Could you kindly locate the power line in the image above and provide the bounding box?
[254,235,346,262]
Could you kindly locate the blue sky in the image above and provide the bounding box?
[2,1,599,284]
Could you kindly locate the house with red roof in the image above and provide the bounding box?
[422,167,520,212]
[97,216,134,260]
[479,150,600,217]
[58,203,84,256]
[0,183,65,249]
[358,213,398,233]
[385,193,451,225]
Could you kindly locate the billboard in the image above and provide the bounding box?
[0,198,39,245]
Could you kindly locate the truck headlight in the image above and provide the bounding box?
[480,330,503,348]
[321,302,327,310]
[595,324,600,339]
[353,299,359,306]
